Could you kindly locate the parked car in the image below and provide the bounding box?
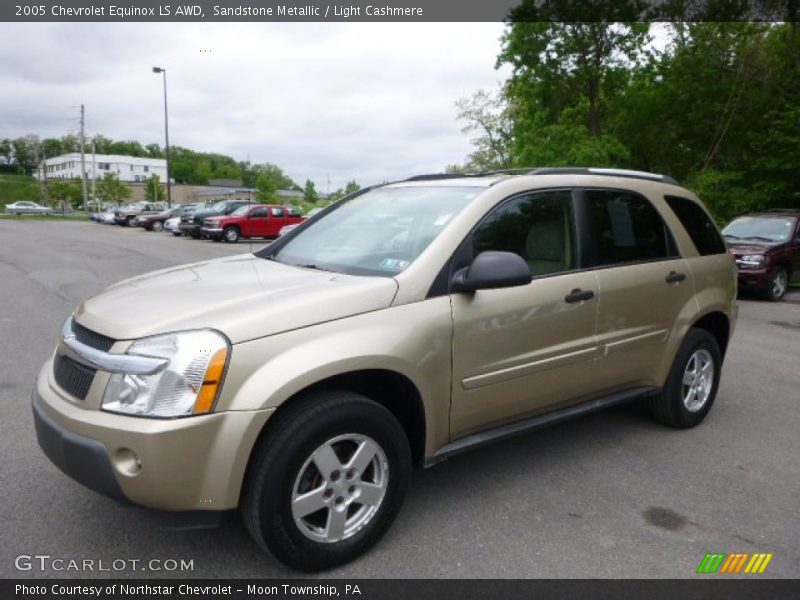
[114,201,167,226]
[201,204,305,242]
[136,204,198,232]
[99,209,117,224]
[179,199,251,238]
[278,207,324,237]
[164,216,182,235]
[722,209,800,301]
[5,201,53,215]
[32,168,736,571]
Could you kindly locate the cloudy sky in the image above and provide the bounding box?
[0,23,510,190]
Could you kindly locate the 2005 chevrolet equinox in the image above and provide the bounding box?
[33,168,737,570]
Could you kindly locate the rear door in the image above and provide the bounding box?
[269,206,288,236]
[450,189,600,438]
[579,189,694,391]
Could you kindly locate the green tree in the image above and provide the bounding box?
[343,180,361,195]
[254,174,278,204]
[144,174,165,202]
[97,172,132,206]
[0,139,12,165]
[455,88,513,170]
[497,1,650,166]
[303,179,319,204]
[47,178,82,212]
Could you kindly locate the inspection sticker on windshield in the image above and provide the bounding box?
[379,258,410,272]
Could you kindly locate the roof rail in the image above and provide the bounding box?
[528,167,680,186]
[402,167,680,186]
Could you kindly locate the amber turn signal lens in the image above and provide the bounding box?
[192,347,228,414]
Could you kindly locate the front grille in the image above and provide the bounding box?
[72,320,116,352]
[53,353,96,400]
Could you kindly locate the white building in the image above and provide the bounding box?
[36,153,167,183]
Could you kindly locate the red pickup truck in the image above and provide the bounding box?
[201,204,304,242]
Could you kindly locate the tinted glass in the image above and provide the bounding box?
[250,207,268,217]
[273,207,285,217]
[586,190,674,266]
[473,190,576,277]
[664,195,726,255]
[269,186,480,276]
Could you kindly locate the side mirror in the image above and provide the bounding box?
[451,251,532,292]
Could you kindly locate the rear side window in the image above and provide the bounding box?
[664,195,726,255]
[272,207,285,217]
[585,190,676,267]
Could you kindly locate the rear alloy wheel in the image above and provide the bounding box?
[242,391,410,571]
[223,226,240,243]
[152,220,164,232]
[648,328,721,428]
[764,266,788,302]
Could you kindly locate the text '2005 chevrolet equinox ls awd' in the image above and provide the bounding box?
[33,168,737,570]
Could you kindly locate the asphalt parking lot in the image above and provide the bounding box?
[1,219,798,579]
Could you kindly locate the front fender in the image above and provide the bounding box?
[217,297,454,457]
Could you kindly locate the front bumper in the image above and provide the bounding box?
[736,267,770,290]
[32,361,273,511]
[200,227,223,239]
[179,222,201,235]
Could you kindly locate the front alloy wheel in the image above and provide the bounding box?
[292,434,389,543]
[765,267,787,302]
[242,391,410,571]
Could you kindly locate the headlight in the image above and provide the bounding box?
[739,254,765,268]
[102,330,229,418]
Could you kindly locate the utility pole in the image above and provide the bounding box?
[327,174,330,200]
[35,140,49,208]
[79,104,88,212]
[91,140,97,210]
[152,67,172,207]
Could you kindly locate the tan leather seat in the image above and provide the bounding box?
[524,218,570,276]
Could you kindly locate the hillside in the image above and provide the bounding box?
[0,173,40,205]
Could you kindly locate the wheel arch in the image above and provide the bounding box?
[691,310,730,360]
[238,368,428,505]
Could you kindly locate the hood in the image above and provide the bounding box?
[726,241,780,254]
[74,254,398,343]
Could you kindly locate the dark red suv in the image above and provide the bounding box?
[722,209,800,301]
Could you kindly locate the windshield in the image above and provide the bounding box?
[208,201,228,211]
[264,186,481,276]
[231,204,252,216]
[722,216,796,242]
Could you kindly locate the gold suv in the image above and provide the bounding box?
[33,168,737,570]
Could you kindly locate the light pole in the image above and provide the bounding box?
[152,66,172,207]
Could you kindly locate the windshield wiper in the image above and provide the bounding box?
[744,236,774,242]
[723,234,741,239]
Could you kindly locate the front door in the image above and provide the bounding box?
[450,189,600,438]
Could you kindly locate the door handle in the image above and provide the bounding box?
[565,288,595,303]
[665,271,686,284]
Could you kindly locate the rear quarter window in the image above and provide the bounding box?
[664,195,726,256]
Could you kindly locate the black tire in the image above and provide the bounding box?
[125,216,135,227]
[190,232,201,239]
[152,220,164,232]
[241,391,411,571]
[763,266,788,302]
[223,226,240,243]
[172,231,182,237]
[648,328,722,428]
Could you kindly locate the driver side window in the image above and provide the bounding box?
[472,190,576,277]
